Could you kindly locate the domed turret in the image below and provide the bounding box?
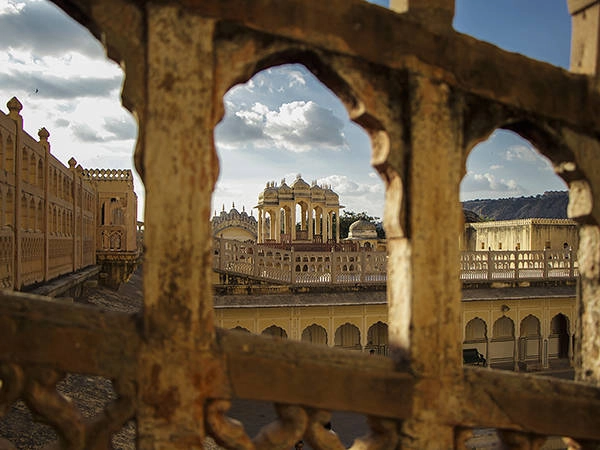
[310,182,325,201]
[292,175,310,195]
[261,181,279,204]
[279,179,293,200]
[348,219,378,240]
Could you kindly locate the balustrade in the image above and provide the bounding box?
[214,238,578,286]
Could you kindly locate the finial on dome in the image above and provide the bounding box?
[281,178,286,185]
[242,206,245,212]
[296,173,301,180]
[222,204,225,211]
[232,202,235,209]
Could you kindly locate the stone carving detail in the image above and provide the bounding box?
[304,410,344,450]
[205,400,399,450]
[251,403,307,450]
[82,168,133,181]
[0,363,135,449]
[206,400,307,450]
[205,399,254,450]
[348,415,399,450]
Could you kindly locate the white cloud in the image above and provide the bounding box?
[504,144,539,162]
[287,70,307,88]
[217,100,348,153]
[0,0,25,15]
[462,171,523,193]
[318,174,383,196]
[490,164,503,170]
[0,0,104,58]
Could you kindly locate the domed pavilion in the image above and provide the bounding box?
[255,175,343,244]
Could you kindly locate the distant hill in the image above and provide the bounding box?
[462,191,568,221]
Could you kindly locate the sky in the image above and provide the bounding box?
[0,0,572,220]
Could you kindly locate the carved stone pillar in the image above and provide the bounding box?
[275,208,281,243]
[569,0,600,75]
[257,209,263,243]
[390,75,463,449]
[138,6,219,448]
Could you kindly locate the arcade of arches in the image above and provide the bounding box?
[215,290,575,367]
[256,175,342,244]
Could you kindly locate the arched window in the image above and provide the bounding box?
[36,159,43,188]
[5,189,13,226]
[520,315,540,337]
[465,318,487,342]
[231,326,250,333]
[21,151,29,183]
[301,324,327,345]
[366,321,388,355]
[5,136,14,173]
[334,323,361,350]
[261,325,287,339]
[492,316,514,340]
[550,313,570,359]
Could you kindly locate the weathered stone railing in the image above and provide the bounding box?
[82,168,134,180]
[460,249,578,282]
[214,238,578,285]
[98,225,127,251]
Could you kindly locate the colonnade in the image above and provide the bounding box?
[257,206,340,243]
[463,313,573,369]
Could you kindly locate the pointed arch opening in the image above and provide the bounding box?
[334,323,361,351]
[366,321,388,355]
[261,325,288,339]
[549,313,570,361]
[301,324,328,346]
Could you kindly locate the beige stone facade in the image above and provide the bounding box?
[463,218,579,252]
[214,288,576,367]
[0,97,139,290]
[1,1,600,448]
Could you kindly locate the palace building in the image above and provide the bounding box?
[212,179,577,372]
[0,97,140,290]
[3,1,600,447]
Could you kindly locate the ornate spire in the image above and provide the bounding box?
[38,127,50,141]
[7,97,22,115]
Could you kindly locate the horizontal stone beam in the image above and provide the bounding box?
[458,368,600,441]
[217,329,600,442]
[189,0,599,133]
[215,328,414,419]
[0,291,140,379]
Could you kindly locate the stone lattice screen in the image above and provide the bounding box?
[2,0,600,449]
